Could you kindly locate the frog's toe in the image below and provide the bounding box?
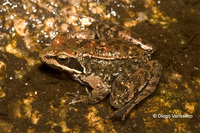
[68,95,89,105]
[65,92,78,97]
[69,98,81,105]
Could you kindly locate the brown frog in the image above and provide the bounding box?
[39,20,162,121]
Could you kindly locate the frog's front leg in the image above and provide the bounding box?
[109,60,162,120]
[71,74,111,104]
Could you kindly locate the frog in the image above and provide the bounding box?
[39,20,162,122]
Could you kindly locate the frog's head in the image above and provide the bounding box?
[39,44,84,74]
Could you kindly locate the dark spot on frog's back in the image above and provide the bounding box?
[115,45,120,51]
[56,57,83,72]
[144,63,151,71]
[123,45,130,53]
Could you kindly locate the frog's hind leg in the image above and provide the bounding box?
[95,60,162,123]
[120,60,162,120]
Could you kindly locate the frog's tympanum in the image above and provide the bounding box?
[39,21,162,122]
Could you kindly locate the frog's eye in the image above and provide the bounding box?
[56,54,83,73]
[45,55,51,59]
[58,54,68,61]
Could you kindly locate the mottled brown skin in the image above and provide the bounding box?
[89,21,155,51]
[39,20,162,122]
[43,38,152,60]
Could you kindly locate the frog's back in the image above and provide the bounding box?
[57,39,151,61]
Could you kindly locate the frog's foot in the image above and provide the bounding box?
[65,92,78,97]
[70,75,111,105]
[68,96,83,105]
[64,92,81,105]
[66,88,90,105]
[97,60,162,122]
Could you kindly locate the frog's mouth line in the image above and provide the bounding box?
[40,55,83,74]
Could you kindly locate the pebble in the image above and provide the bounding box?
[14,18,29,36]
